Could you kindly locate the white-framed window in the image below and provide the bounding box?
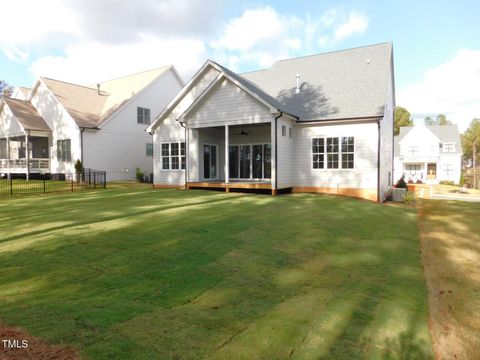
[443,163,454,177]
[57,139,71,162]
[405,164,422,178]
[312,136,354,169]
[443,142,455,153]
[161,142,186,170]
[407,145,419,156]
[137,107,151,125]
[146,143,153,156]
[282,125,286,136]
[289,127,292,138]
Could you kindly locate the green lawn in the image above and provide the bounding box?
[0,187,433,359]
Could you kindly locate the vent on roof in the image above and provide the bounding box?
[295,74,300,94]
[96,84,101,95]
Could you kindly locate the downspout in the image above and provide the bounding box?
[377,119,381,203]
[80,128,85,164]
[148,130,154,186]
[274,112,282,194]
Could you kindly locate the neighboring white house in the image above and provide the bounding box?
[0,67,184,181]
[147,43,395,202]
[394,124,462,184]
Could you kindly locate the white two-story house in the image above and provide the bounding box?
[394,124,462,184]
[147,43,395,202]
[0,67,183,181]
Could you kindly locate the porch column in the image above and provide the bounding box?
[424,162,427,181]
[25,133,30,181]
[271,119,277,195]
[225,125,229,184]
[185,127,189,188]
[6,137,10,176]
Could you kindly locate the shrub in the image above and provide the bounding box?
[403,190,416,204]
[416,179,423,184]
[135,168,144,182]
[74,159,83,174]
[439,180,455,186]
[459,173,465,186]
[395,175,407,189]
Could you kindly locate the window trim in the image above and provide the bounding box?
[56,139,71,163]
[146,143,154,157]
[442,142,456,153]
[311,136,355,170]
[281,125,286,137]
[160,141,186,171]
[137,106,151,125]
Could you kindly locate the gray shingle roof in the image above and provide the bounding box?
[394,125,462,155]
[241,42,393,121]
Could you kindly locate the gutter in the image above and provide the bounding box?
[274,112,282,194]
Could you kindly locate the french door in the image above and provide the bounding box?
[203,144,217,179]
[229,144,271,180]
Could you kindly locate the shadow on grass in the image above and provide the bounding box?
[0,189,434,359]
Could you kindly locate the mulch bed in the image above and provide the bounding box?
[0,323,79,360]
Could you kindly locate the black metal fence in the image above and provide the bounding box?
[0,170,106,197]
[82,168,107,188]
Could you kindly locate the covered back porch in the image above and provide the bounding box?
[0,134,50,178]
[186,122,276,194]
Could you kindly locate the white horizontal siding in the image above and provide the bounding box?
[293,122,378,189]
[277,117,295,188]
[185,78,273,128]
[31,81,81,174]
[153,67,220,185]
[84,69,182,181]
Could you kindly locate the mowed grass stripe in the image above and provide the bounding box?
[0,186,433,359]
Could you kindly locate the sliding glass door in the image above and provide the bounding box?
[229,144,271,180]
[203,144,217,179]
[239,145,251,179]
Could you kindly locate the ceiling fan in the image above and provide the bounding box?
[233,128,250,136]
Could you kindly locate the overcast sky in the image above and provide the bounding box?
[0,0,479,131]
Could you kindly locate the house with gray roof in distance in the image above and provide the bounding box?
[0,67,184,181]
[147,42,395,202]
[394,124,462,185]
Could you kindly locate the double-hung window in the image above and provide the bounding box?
[57,139,71,162]
[443,142,455,153]
[146,143,153,156]
[312,136,354,169]
[161,142,186,170]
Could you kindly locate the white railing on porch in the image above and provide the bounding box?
[0,158,50,172]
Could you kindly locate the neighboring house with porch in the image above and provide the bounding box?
[0,67,183,180]
[393,124,462,184]
[147,43,395,202]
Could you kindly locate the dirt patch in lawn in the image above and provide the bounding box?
[0,323,79,360]
[418,200,480,359]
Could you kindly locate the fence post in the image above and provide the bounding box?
[10,177,13,197]
[71,175,74,192]
[94,172,96,189]
[104,172,106,188]
[43,174,46,194]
